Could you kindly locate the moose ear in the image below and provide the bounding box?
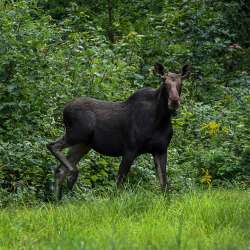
[181,64,191,79]
[154,63,165,77]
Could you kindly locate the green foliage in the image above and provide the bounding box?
[170,78,250,188]
[0,0,140,198]
[0,0,249,200]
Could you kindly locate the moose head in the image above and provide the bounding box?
[154,63,191,111]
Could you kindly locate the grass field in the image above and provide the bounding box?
[0,188,249,250]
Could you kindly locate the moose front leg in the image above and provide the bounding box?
[153,152,168,191]
[116,152,136,186]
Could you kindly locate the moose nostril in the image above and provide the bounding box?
[172,99,179,105]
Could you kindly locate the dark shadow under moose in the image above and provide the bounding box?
[47,63,191,200]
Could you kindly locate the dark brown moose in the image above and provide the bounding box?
[47,63,191,199]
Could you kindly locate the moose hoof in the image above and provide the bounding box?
[67,170,79,190]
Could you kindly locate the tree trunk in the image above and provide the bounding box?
[107,0,114,43]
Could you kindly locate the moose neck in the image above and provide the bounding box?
[155,84,172,123]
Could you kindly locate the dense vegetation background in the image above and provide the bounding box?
[0,0,249,203]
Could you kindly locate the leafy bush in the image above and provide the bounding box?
[0,0,141,199]
[0,0,249,201]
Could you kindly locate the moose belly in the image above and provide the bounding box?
[139,136,168,154]
[90,129,124,157]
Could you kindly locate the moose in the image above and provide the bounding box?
[47,63,191,199]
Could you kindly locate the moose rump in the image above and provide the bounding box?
[63,98,128,156]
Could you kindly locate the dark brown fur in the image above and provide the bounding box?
[47,63,191,199]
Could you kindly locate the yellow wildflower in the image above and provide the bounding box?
[201,121,220,136]
[200,169,212,186]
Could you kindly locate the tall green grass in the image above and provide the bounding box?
[0,189,249,250]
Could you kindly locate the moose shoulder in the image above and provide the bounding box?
[47,63,191,199]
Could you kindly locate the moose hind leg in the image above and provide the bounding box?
[47,137,72,200]
[54,165,67,200]
[66,144,90,190]
[47,137,75,172]
[53,144,90,200]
